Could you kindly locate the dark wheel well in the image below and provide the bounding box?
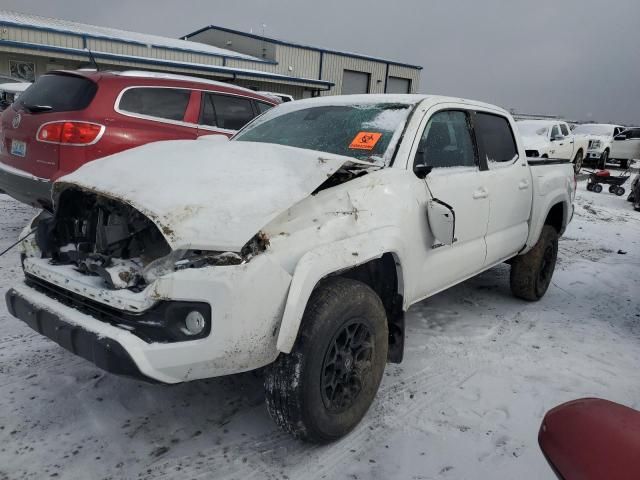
[575,148,583,157]
[545,203,564,234]
[331,253,405,363]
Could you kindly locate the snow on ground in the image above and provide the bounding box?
[0,178,639,480]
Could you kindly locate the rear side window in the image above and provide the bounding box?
[18,74,97,112]
[474,113,518,164]
[199,93,256,130]
[560,123,570,136]
[119,87,190,121]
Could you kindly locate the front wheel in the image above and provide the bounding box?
[598,150,609,169]
[573,151,584,174]
[510,225,559,301]
[593,184,603,193]
[264,277,388,443]
[615,187,625,197]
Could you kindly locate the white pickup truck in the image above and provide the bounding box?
[572,123,626,169]
[517,119,589,173]
[6,95,576,443]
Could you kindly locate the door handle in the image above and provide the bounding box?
[518,179,530,190]
[569,140,574,144]
[472,187,489,199]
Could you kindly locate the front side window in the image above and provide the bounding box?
[551,125,561,138]
[256,101,274,114]
[414,110,476,169]
[234,102,414,164]
[119,87,190,121]
[474,112,518,164]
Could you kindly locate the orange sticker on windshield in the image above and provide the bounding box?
[349,132,382,150]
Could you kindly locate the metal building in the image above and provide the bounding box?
[184,25,422,97]
[0,10,422,99]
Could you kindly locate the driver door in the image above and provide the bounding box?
[414,108,490,294]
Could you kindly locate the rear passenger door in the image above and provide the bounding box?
[197,93,265,137]
[557,123,574,160]
[416,108,490,293]
[474,111,533,266]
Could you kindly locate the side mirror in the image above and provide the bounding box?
[414,163,433,179]
[427,199,455,246]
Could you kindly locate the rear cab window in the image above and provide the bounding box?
[17,74,97,113]
[118,87,191,121]
[474,112,518,169]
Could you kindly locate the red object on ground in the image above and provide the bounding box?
[594,169,611,177]
[539,398,640,480]
[0,70,277,207]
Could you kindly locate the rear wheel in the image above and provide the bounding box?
[615,187,625,196]
[510,225,559,301]
[264,277,388,443]
[586,183,594,191]
[573,151,584,174]
[608,185,616,193]
[593,184,603,193]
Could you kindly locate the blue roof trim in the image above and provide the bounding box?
[0,39,334,88]
[185,25,423,70]
[0,20,277,65]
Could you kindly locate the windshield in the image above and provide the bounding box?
[517,123,549,137]
[233,102,414,164]
[572,124,615,136]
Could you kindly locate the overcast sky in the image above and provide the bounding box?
[3,0,639,124]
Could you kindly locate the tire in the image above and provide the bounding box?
[586,183,594,191]
[573,151,583,174]
[593,184,603,193]
[608,185,616,194]
[264,277,388,443]
[615,187,625,196]
[598,150,609,169]
[510,225,559,301]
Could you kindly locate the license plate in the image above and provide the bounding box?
[10,139,26,157]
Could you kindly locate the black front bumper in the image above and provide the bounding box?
[0,163,52,208]
[5,288,153,382]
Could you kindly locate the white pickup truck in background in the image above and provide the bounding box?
[610,127,640,169]
[517,119,588,173]
[6,95,576,442]
[572,123,626,169]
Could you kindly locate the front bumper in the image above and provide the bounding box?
[9,254,292,383]
[6,287,152,382]
[0,161,52,208]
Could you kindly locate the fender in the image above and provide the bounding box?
[524,191,571,253]
[276,227,409,353]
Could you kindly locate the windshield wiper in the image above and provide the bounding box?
[22,103,53,113]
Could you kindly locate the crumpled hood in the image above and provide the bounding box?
[54,140,350,252]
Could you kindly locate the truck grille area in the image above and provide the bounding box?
[36,188,171,291]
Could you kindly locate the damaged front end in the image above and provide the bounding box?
[31,188,268,291]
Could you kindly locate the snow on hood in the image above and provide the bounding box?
[53,140,350,252]
[520,134,549,150]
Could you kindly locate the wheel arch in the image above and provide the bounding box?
[276,229,408,359]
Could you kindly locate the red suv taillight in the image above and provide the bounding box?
[37,121,104,146]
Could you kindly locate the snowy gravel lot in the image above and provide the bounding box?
[1,178,639,480]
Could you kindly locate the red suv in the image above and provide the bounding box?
[0,70,278,208]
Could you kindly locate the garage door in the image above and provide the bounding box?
[342,70,370,94]
[386,76,411,94]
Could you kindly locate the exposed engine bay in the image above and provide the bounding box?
[34,189,268,291]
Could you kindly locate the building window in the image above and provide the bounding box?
[386,76,411,94]
[342,70,370,95]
